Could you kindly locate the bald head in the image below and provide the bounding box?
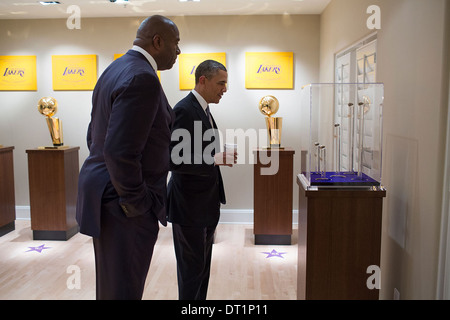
[134,15,175,45]
[133,15,181,71]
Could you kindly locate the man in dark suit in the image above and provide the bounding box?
[76,15,180,300]
[167,60,237,300]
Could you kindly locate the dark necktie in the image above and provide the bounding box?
[206,105,220,153]
[205,105,213,127]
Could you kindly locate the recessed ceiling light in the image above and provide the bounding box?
[39,1,61,5]
[179,0,201,2]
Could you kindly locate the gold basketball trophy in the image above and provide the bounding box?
[259,95,283,149]
[37,97,64,149]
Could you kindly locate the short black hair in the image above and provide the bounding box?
[195,60,227,84]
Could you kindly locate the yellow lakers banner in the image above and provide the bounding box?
[0,55,37,91]
[245,52,293,89]
[52,54,97,90]
[178,53,226,90]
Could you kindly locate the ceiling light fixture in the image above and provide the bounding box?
[39,1,61,5]
[179,0,201,2]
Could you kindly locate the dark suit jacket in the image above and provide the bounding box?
[167,92,226,227]
[76,50,174,238]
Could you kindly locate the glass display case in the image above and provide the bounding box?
[299,83,384,188]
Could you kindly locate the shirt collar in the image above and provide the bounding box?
[131,45,158,71]
[192,89,208,113]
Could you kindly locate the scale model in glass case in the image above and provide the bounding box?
[299,83,384,188]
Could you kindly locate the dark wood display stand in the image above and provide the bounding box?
[0,146,16,237]
[297,174,386,299]
[26,147,80,240]
[253,148,295,245]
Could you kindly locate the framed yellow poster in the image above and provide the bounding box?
[0,55,37,91]
[245,52,293,89]
[178,53,226,90]
[113,53,124,60]
[52,54,97,90]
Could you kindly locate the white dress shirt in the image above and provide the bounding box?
[131,45,158,71]
[192,89,213,127]
[191,89,208,114]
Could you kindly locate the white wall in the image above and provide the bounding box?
[0,15,320,216]
[320,0,449,300]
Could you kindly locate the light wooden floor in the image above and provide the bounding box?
[0,220,298,300]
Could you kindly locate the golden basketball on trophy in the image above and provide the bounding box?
[37,97,63,147]
[258,95,283,148]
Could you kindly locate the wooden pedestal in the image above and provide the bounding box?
[253,148,295,245]
[297,174,386,300]
[26,147,80,240]
[0,146,16,237]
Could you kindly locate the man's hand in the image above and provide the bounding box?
[214,151,238,167]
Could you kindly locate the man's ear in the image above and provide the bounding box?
[152,34,162,50]
[198,75,207,85]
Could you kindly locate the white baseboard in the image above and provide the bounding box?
[219,209,298,225]
[219,209,254,224]
[15,206,31,220]
[14,206,299,225]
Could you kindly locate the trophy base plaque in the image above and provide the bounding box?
[38,145,70,150]
[263,145,285,150]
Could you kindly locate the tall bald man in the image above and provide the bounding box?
[76,15,181,300]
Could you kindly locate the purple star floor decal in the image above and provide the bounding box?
[26,244,51,253]
[261,249,287,259]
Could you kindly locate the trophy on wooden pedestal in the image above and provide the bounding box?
[258,95,283,149]
[37,97,64,148]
